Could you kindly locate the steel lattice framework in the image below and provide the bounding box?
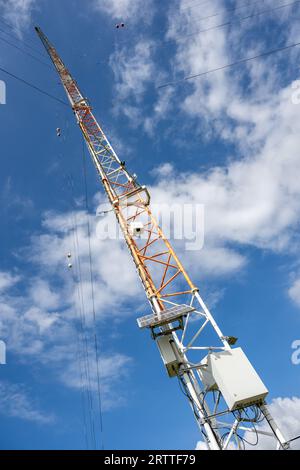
[36,26,289,450]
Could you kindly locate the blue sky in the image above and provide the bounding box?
[0,0,300,450]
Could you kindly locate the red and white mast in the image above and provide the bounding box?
[35,26,289,450]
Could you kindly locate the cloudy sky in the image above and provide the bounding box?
[0,0,300,450]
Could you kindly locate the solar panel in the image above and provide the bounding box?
[137,305,195,329]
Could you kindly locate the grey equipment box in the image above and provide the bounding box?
[199,347,268,410]
[157,335,180,378]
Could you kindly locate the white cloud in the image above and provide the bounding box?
[148,77,300,277]
[62,353,132,410]
[143,87,175,136]
[0,380,55,424]
[103,2,176,131]
[195,440,207,450]
[1,178,33,216]
[118,1,296,284]
[196,438,238,450]
[151,162,174,178]
[166,0,229,123]
[288,279,300,307]
[32,210,141,306]
[196,397,300,450]
[0,271,19,293]
[29,280,61,311]
[109,41,173,131]
[166,0,300,144]
[0,0,38,35]
[189,244,246,277]
[127,41,300,276]
[24,307,58,334]
[93,0,154,23]
[244,397,300,449]
[155,108,300,248]
[0,209,141,411]
[109,39,156,124]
